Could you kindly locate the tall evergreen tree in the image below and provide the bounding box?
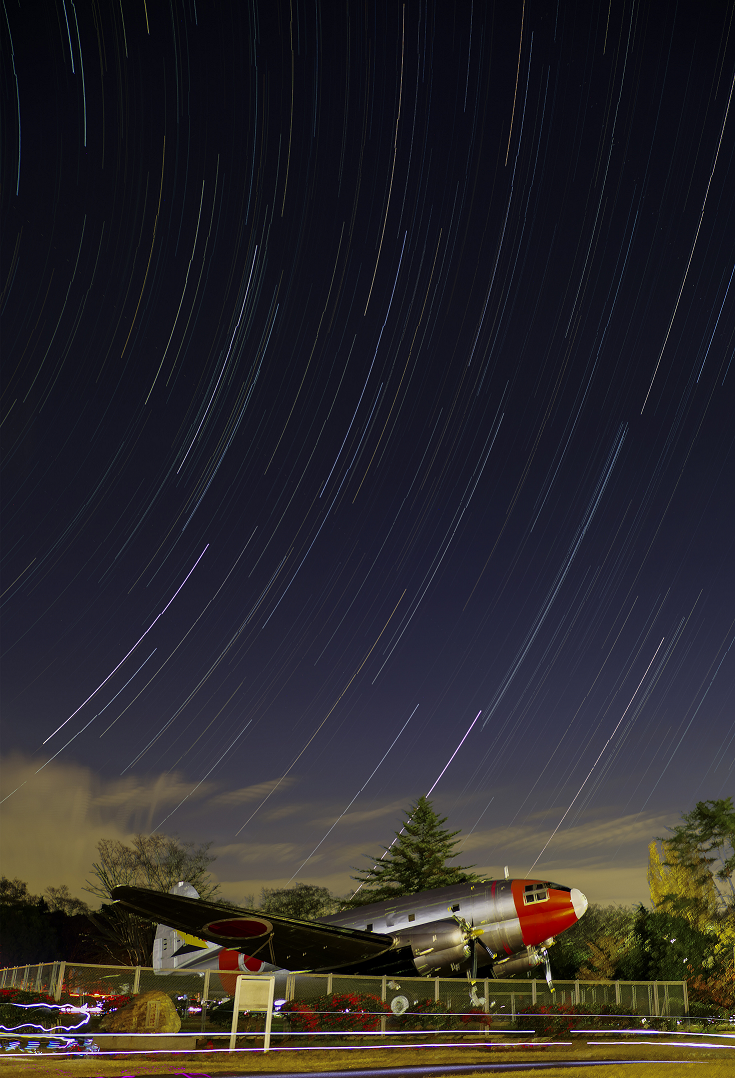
[349,795,477,903]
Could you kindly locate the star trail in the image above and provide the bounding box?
[1,0,733,905]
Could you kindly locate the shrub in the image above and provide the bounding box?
[98,994,131,1017]
[516,1002,647,1038]
[0,988,59,1031]
[392,997,449,1031]
[207,997,253,1029]
[281,993,390,1033]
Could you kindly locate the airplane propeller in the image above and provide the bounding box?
[448,908,494,981]
[540,945,555,993]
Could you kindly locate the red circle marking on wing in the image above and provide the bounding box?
[206,917,271,938]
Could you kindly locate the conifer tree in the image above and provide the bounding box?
[349,795,477,903]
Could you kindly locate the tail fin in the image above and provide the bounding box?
[152,882,278,988]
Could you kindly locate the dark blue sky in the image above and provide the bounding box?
[2,0,733,907]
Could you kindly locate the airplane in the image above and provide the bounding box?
[113,875,588,993]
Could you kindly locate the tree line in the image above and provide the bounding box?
[2,794,733,1017]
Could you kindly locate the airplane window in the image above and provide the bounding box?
[545,882,572,892]
[523,889,548,905]
[451,904,460,912]
[366,924,373,932]
[408,913,415,922]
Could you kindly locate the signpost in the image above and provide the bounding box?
[229,975,276,1052]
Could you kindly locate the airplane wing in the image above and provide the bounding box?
[111,886,400,973]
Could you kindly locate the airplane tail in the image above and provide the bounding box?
[152,882,278,990]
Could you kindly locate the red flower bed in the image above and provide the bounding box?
[281,992,390,1033]
[98,995,132,1017]
[0,987,59,1030]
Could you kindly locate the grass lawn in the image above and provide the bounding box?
[1,1039,735,1078]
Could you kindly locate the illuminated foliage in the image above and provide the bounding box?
[647,839,718,931]
[662,798,735,909]
[280,993,390,1033]
[549,904,637,980]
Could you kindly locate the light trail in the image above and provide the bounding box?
[152,720,252,831]
[235,590,407,835]
[527,638,666,873]
[641,69,735,412]
[287,704,419,882]
[42,545,208,744]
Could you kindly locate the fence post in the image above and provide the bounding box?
[263,981,274,1053]
[380,976,387,1037]
[531,979,536,1005]
[54,962,66,1002]
[681,979,688,1016]
[574,980,580,1005]
[34,964,42,991]
[615,981,620,1006]
[132,967,141,995]
[229,976,244,1051]
[435,977,440,1003]
[484,979,490,1013]
[201,970,210,1034]
[326,973,333,995]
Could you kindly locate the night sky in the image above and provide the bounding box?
[2,0,734,911]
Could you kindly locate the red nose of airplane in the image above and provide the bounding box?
[512,879,588,948]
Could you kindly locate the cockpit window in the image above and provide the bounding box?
[545,882,571,892]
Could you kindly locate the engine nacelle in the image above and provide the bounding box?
[491,946,544,977]
[390,918,473,976]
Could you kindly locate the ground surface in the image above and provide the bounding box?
[1,1040,735,1077]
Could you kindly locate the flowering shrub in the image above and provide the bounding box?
[516,1002,646,1038]
[0,988,58,1030]
[281,993,390,1033]
[392,998,487,1031]
[98,995,131,1017]
[392,997,448,1031]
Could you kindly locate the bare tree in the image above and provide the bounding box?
[83,834,220,965]
[44,885,91,916]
